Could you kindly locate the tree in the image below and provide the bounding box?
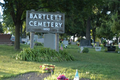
[0,22,3,33]
[99,0,120,43]
[1,0,41,50]
[2,13,15,34]
[41,0,86,41]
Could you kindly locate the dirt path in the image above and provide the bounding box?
[3,72,51,80]
[3,72,90,80]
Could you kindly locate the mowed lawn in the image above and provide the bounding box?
[0,44,120,80]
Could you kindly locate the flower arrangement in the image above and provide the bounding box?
[57,74,69,80]
[39,64,55,73]
[77,42,80,46]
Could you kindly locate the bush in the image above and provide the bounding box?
[82,48,89,53]
[16,48,75,62]
[115,48,120,53]
[104,47,108,52]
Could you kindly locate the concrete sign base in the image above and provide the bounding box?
[44,33,59,52]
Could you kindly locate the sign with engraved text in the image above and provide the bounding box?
[26,11,65,33]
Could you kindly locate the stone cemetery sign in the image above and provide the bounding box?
[26,10,65,33]
[26,10,65,51]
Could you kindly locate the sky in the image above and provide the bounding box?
[0,0,4,14]
[0,0,4,21]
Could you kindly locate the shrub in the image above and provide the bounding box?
[115,48,120,53]
[104,47,108,52]
[16,48,75,62]
[82,48,89,53]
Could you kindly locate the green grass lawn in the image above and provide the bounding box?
[0,44,120,80]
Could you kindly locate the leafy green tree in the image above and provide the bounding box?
[41,0,86,41]
[1,0,41,50]
[98,0,120,42]
[2,13,15,34]
[96,13,115,40]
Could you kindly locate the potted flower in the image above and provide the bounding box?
[39,64,55,73]
[77,42,80,46]
[57,74,69,80]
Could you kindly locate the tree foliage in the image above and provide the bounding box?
[2,0,120,49]
[2,0,41,50]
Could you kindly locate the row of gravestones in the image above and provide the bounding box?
[95,41,116,52]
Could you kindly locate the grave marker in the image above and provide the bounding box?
[80,39,92,48]
[63,38,68,48]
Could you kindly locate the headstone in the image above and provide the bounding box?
[119,43,120,49]
[37,38,44,44]
[96,42,99,46]
[71,42,77,45]
[80,47,84,53]
[22,38,27,43]
[34,35,38,42]
[95,42,101,51]
[95,47,101,51]
[21,36,29,44]
[107,46,116,51]
[80,39,92,48]
[10,37,15,42]
[63,38,68,48]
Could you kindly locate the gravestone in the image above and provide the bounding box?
[80,39,92,48]
[119,43,120,49]
[96,42,99,46]
[95,42,101,51]
[63,38,68,48]
[34,35,38,42]
[71,42,76,45]
[107,44,116,52]
[37,38,44,44]
[0,34,13,44]
[80,47,84,53]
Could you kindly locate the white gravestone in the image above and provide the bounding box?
[37,38,44,44]
[80,47,84,53]
[63,39,68,48]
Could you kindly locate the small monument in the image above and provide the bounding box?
[80,39,92,48]
[95,42,101,51]
[107,44,116,52]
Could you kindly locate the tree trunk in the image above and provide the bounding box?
[73,35,75,42]
[86,17,91,46]
[23,27,26,38]
[93,28,96,43]
[14,24,20,50]
[86,17,91,40]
